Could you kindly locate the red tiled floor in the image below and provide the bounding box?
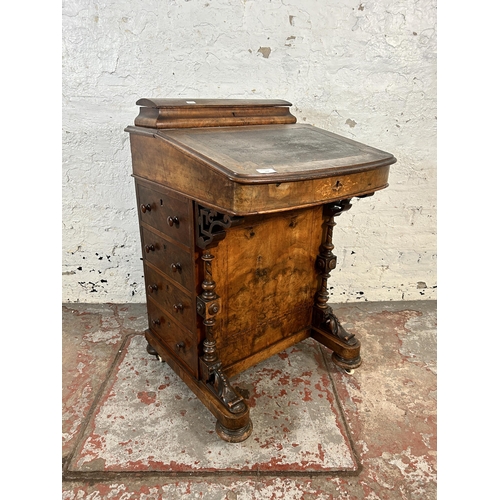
[62,300,437,499]
[68,335,356,474]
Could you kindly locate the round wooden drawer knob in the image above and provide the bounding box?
[148,284,158,293]
[171,262,182,272]
[173,303,184,313]
[168,216,180,226]
[141,203,152,213]
[145,244,155,253]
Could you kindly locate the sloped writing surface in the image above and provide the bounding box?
[157,123,395,183]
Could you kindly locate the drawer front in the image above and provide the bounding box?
[141,226,194,291]
[144,264,196,331]
[136,182,192,247]
[147,299,198,376]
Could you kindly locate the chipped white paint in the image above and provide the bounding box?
[82,313,123,343]
[63,478,342,500]
[387,447,437,491]
[82,329,122,344]
[74,335,356,472]
[62,0,437,303]
[401,310,438,374]
[62,384,92,447]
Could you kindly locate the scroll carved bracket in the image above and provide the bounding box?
[199,358,246,414]
[195,203,243,249]
[312,305,356,344]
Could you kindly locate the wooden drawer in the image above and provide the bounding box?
[147,298,198,377]
[136,182,192,247]
[141,226,194,291]
[144,264,196,331]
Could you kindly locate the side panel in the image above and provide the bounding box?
[210,206,324,375]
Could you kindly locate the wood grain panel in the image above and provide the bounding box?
[210,206,324,370]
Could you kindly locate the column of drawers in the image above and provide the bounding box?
[135,180,199,378]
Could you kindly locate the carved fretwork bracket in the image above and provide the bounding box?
[197,247,247,415]
[324,198,353,217]
[312,198,361,369]
[195,203,243,249]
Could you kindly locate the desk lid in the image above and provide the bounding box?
[154,123,396,184]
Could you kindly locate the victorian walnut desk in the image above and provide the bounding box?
[125,98,396,443]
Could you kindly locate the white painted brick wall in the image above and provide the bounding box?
[62,0,436,303]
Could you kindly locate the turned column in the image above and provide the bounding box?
[195,204,252,442]
[311,199,362,370]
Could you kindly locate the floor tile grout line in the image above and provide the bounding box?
[63,468,362,482]
[318,342,363,476]
[63,332,139,476]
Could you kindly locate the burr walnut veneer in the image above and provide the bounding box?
[125,98,396,442]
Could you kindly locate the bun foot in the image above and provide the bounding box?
[146,342,160,360]
[215,419,253,443]
[332,351,361,371]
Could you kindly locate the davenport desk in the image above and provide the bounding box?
[125,98,396,442]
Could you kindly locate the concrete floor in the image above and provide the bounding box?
[62,300,436,499]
